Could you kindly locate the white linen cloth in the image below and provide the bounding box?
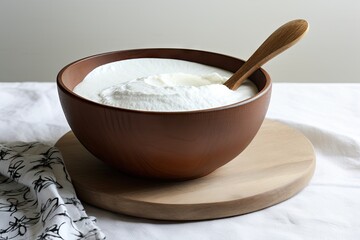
[1,82,360,239]
[0,83,105,239]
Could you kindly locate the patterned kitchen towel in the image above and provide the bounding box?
[0,142,106,240]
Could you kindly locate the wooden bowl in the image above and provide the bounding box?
[57,48,272,180]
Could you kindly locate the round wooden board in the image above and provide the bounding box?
[55,119,315,221]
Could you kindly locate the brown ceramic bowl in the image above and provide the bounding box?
[57,48,271,180]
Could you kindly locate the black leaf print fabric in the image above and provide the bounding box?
[0,142,105,239]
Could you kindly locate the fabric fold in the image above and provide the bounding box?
[0,142,105,240]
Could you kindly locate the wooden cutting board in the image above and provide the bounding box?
[55,119,315,221]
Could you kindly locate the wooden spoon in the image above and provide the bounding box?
[224,19,309,90]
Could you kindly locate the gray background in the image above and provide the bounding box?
[1,0,359,83]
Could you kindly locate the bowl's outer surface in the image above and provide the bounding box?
[57,49,272,180]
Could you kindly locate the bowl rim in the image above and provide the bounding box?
[57,48,272,114]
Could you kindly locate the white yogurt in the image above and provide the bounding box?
[73,58,258,112]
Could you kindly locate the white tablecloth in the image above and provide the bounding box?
[1,82,360,240]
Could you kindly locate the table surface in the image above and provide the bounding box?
[1,82,360,239]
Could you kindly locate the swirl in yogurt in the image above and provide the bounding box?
[73,59,258,112]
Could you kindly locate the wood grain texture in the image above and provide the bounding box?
[224,19,308,90]
[55,119,315,221]
[57,48,272,180]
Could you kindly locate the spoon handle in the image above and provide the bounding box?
[224,19,308,90]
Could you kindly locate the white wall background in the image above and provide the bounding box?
[1,0,359,83]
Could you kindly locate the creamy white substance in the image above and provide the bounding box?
[73,58,258,112]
